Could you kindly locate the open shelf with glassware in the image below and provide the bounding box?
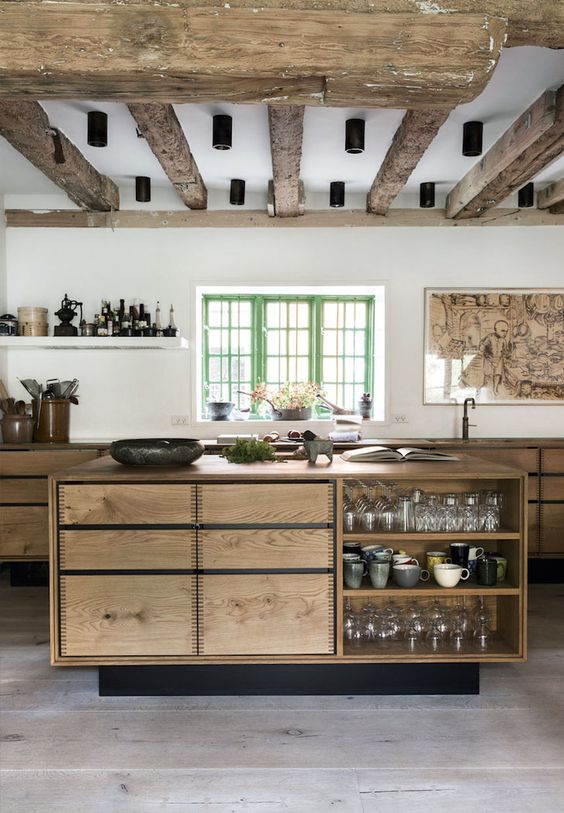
[338,472,526,663]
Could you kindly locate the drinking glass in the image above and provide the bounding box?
[395,495,415,532]
[378,485,398,532]
[442,493,460,533]
[479,503,500,532]
[459,492,480,532]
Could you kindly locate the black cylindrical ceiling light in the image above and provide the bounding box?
[329,181,345,208]
[135,176,151,203]
[87,111,108,147]
[229,178,245,205]
[213,115,233,150]
[345,118,365,154]
[419,182,435,208]
[518,182,535,208]
[462,121,483,157]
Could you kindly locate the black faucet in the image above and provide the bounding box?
[462,397,476,440]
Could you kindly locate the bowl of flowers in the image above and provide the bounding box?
[250,382,321,421]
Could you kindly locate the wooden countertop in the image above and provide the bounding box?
[3,437,564,452]
[50,453,526,482]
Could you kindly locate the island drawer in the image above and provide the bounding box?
[197,528,334,570]
[541,449,564,474]
[0,505,49,558]
[59,530,197,570]
[197,483,333,525]
[58,484,196,525]
[0,478,48,503]
[198,573,334,655]
[0,450,99,476]
[59,574,197,657]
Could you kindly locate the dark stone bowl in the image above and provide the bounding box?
[110,438,205,466]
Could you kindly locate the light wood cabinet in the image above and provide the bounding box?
[197,483,333,524]
[60,574,197,657]
[59,529,197,571]
[0,447,101,561]
[198,528,333,570]
[59,483,196,525]
[0,506,48,558]
[199,573,334,655]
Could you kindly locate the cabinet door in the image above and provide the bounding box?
[198,483,333,524]
[528,503,540,555]
[0,479,48,503]
[541,449,564,474]
[198,528,333,570]
[0,506,48,558]
[0,450,99,476]
[199,573,334,655]
[540,504,564,555]
[59,575,197,657]
[58,484,196,525]
[59,529,197,570]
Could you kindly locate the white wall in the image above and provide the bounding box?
[4,224,564,440]
[0,199,7,383]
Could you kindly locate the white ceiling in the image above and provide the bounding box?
[0,46,563,210]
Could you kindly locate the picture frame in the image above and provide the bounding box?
[424,288,564,405]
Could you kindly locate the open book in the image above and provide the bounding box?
[341,446,458,463]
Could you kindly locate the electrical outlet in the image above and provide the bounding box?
[171,415,190,426]
[392,414,409,424]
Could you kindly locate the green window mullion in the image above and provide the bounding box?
[312,297,322,388]
[365,297,374,397]
[202,296,210,412]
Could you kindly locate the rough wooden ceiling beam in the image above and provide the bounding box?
[446,85,564,219]
[0,101,118,211]
[0,5,507,109]
[11,0,562,49]
[367,109,450,215]
[537,179,564,214]
[268,107,305,217]
[127,103,207,209]
[6,208,564,229]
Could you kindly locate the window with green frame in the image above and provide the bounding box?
[202,294,376,418]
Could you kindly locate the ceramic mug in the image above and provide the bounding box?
[467,546,485,574]
[362,545,394,562]
[343,553,361,563]
[477,557,497,586]
[344,560,367,589]
[392,564,430,588]
[426,551,451,575]
[343,542,362,557]
[449,542,470,568]
[368,560,390,589]
[433,563,470,588]
[392,555,419,566]
[492,555,507,582]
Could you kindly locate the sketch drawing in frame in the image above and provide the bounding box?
[424,289,564,404]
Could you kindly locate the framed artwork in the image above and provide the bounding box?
[424,289,564,405]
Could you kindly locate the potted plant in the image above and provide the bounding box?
[250,382,321,421]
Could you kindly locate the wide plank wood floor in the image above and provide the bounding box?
[1,574,564,812]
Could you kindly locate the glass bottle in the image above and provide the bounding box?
[155,301,163,337]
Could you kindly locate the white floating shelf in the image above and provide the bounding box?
[0,336,189,350]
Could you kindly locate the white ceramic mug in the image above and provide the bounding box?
[433,563,470,588]
[392,555,419,566]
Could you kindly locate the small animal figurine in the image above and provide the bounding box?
[304,438,334,464]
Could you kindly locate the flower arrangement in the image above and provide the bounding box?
[251,381,321,410]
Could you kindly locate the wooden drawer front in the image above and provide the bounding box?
[1,478,48,503]
[528,503,539,555]
[0,505,48,558]
[541,477,564,501]
[199,573,334,655]
[60,575,197,657]
[0,450,99,476]
[198,483,333,525]
[527,476,539,502]
[60,530,197,571]
[541,449,564,474]
[541,504,564,555]
[59,484,196,525]
[449,447,539,473]
[198,528,333,570]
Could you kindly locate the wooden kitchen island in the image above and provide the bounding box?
[48,454,527,695]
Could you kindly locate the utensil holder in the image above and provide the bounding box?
[1,415,34,443]
[33,399,71,442]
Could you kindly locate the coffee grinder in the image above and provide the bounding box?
[54,293,83,337]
